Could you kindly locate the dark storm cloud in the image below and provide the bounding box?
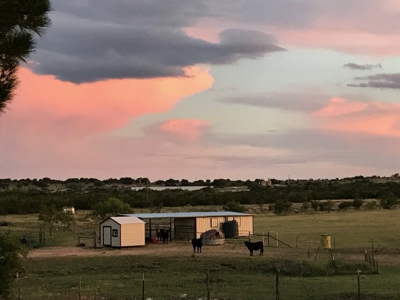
[220,92,327,112]
[348,73,400,89]
[343,63,382,71]
[31,0,284,83]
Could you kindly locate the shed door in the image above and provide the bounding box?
[103,226,112,246]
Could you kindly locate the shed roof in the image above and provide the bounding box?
[119,211,253,219]
[103,216,144,224]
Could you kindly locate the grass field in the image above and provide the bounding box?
[2,208,400,299]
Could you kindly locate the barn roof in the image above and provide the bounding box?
[107,216,145,224]
[119,211,253,219]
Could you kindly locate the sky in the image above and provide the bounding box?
[1,0,400,181]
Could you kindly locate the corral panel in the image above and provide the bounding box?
[174,218,196,240]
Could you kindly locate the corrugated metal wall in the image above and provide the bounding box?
[196,216,253,237]
[174,218,196,240]
[195,216,226,238]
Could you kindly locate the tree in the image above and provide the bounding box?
[92,197,133,219]
[0,0,52,113]
[38,204,58,236]
[0,231,27,298]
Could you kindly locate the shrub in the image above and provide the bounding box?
[338,201,352,210]
[273,200,292,214]
[365,200,378,210]
[352,198,364,209]
[222,201,246,213]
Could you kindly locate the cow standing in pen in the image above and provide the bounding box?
[244,241,264,256]
[192,238,203,253]
[157,229,169,243]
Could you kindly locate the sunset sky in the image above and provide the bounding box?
[1,0,400,181]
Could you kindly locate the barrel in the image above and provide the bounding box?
[221,220,238,238]
[321,234,331,249]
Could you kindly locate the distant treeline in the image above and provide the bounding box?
[0,176,399,215]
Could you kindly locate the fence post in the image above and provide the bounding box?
[79,277,82,300]
[275,269,280,300]
[276,232,279,247]
[206,270,210,300]
[142,273,145,300]
[357,268,361,300]
[268,232,270,247]
[249,231,251,242]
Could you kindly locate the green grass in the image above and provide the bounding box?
[254,210,400,250]
[16,255,400,300]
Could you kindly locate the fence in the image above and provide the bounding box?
[11,265,383,300]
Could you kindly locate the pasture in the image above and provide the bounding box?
[2,208,400,299]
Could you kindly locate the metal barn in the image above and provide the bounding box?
[100,216,145,247]
[120,211,254,241]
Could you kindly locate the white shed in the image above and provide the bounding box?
[100,216,145,247]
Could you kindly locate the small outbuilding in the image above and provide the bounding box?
[100,216,145,247]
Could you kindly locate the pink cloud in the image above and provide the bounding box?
[159,119,211,141]
[313,98,400,137]
[0,67,214,178]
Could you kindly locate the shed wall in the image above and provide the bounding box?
[120,223,145,247]
[100,219,121,247]
[195,216,226,238]
[195,215,253,237]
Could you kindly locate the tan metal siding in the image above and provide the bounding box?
[234,216,253,236]
[195,217,226,238]
[120,223,145,247]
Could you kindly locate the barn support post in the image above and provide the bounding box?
[170,218,172,242]
[149,219,152,240]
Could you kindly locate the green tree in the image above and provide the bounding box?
[92,197,133,219]
[0,0,52,112]
[57,211,74,232]
[0,231,27,298]
[38,204,58,236]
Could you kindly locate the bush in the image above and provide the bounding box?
[318,200,334,212]
[222,201,246,213]
[365,200,378,210]
[380,196,399,209]
[352,198,364,209]
[338,201,352,210]
[273,200,292,214]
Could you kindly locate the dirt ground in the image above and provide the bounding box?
[27,242,400,267]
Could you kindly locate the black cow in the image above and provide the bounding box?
[158,229,169,243]
[244,241,264,256]
[192,238,203,253]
